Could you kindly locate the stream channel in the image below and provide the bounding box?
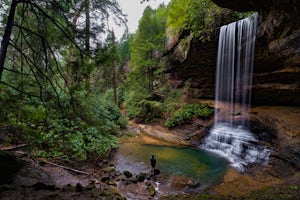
[114,128,230,189]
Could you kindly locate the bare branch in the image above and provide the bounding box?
[28,1,87,56]
[40,159,89,175]
[0,81,40,98]
[14,23,71,95]
[9,40,64,114]
[3,66,31,76]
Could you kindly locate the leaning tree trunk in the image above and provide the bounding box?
[0,0,18,81]
[85,0,90,57]
[111,30,118,106]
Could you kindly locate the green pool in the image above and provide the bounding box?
[114,142,229,185]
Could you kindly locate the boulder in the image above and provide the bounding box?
[0,151,24,184]
[123,170,132,178]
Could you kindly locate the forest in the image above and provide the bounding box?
[0,0,299,199]
[0,0,220,162]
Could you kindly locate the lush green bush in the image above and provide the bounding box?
[160,88,184,114]
[165,0,220,36]
[125,91,163,123]
[34,118,118,160]
[29,90,126,160]
[0,86,126,161]
[103,86,126,108]
[164,103,214,128]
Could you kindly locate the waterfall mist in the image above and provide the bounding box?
[201,13,270,172]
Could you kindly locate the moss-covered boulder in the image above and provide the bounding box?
[147,184,156,196]
[123,170,132,178]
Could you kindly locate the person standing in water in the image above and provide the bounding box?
[150,154,156,170]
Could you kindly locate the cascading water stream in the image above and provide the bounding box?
[201,13,270,172]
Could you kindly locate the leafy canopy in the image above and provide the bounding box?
[165,0,219,36]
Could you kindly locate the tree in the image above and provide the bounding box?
[0,0,18,80]
[129,5,166,93]
[165,0,218,36]
[0,0,127,160]
[125,5,167,121]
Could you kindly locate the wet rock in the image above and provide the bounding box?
[62,184,76,192]
[76,183,84,192]
[89,187,104,198]
[159,175,200,192]
[130,178,138,184]
[0,184,16,192]
[47,193,61,199]
[102,166,116,173]
[115,171,122,177]
[122,180,131,186]
[32,182,56,191]
[123,170,132,178]
[101,176,110,183]
[136,173,146,182]
[108,180,117,186]
[184,136,190,140]
[145,181,151,186]
[154,169,160,175]
[90,178,100,184]
[103,185,123,199]
[268,144,300,178]
[85,182,96,190]
[0,151,24,184]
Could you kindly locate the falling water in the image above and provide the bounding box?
[202,13,270,172]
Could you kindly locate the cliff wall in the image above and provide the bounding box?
[166,0,300,106]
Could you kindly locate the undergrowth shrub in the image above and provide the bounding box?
[125,91,163,123]
[35,118,118,160]
[27,90,126,160]
[164,103,214,128]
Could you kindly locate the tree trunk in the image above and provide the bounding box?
[85,0,90,56]
[111,31,118,106]
[0,0,18,81]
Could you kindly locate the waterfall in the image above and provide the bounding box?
[201,13,270,172]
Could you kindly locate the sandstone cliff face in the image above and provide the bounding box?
[166,0,300,106]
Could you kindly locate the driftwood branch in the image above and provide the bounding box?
[0,143,29,151]
[41,160,89,175]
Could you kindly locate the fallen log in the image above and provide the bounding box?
[41,159,89,175]
[0,143,28,151]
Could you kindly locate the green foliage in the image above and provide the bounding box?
[125,91,163,122]
[233,11,255,20]
[165,0,220,36]
[104,87,126,108]
[24,90,126,160]
[34,118,118,160]
[128,5,166,89]
[124,5,167,122]
[0,0,128,162]
[0,76,125,161]
[160,88,184,113]
[117,33,133,66]
[164,103,214,128]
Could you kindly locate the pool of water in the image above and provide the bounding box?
[114,141,230,185]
